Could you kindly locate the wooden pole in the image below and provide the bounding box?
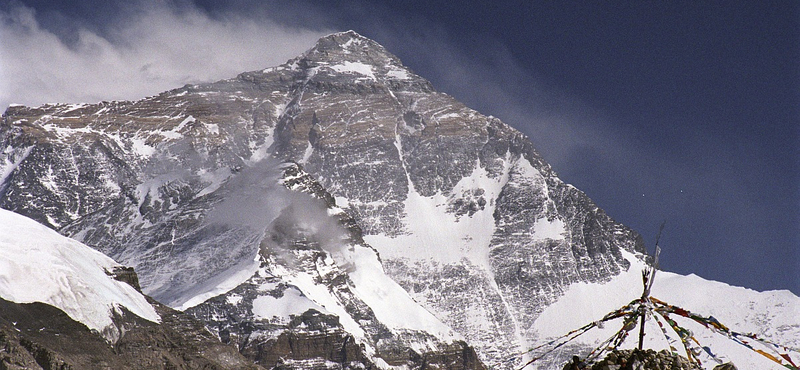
[638,271,647,350]
[638,223,664,351]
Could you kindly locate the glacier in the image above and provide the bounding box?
[0,208,160,342]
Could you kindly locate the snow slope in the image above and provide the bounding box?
[532,251,800,370]
[0,208,160,341]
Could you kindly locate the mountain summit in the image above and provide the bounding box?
[303,30,406,66]
[1,31,797,369]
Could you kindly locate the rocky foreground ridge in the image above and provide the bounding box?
[0,296,263,370]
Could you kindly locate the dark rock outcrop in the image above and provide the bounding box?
[0,296,263,370]
[106,266,143,292]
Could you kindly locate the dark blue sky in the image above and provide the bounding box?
[5,1,799,294]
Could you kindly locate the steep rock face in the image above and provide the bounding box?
[186,163,484,369]
[0,31,644,368]
[246,31,646,366]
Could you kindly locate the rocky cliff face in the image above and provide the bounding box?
[185,163,484,369]
[1,31,645,368]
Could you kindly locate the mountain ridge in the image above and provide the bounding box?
[1,31,796,370]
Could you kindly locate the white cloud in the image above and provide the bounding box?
[0,3,330,110]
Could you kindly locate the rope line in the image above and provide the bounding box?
[515,294,799,370]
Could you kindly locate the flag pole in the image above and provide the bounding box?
[639,222,664,350]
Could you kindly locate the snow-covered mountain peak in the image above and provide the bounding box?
[307,30,390,59]
[0,208,160,342]
[0,32,644,368]
[2,32,797,370]
[276,30,424,87]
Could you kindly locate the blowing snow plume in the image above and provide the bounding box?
[206,158,350,256]
[203,157,290,232]
[165,158,354,310]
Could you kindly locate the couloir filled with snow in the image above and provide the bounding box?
[0,208,160,341]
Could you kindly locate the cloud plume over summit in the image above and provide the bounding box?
[0,2,328,110]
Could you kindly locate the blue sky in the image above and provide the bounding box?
[1,0,798,294]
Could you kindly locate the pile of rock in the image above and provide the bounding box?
[563,349,737,370]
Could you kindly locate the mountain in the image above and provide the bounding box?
[0,208,263,369]
[1,30,797,369]
[184,162,484,369]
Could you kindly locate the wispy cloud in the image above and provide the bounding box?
[0,2,329,110]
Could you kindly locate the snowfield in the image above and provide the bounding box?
[532,250,800,370]
[0,208,160,341]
